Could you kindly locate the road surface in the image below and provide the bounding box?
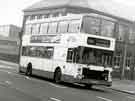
[0,65,135,101]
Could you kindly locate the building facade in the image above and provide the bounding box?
[0,25,21,63]
[22,0,135,79]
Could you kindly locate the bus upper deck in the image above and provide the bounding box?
[24,14,116,39]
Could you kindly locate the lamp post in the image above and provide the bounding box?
[121,42,127,79]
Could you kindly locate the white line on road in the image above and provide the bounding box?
[50,97,61,101]
[0,82,5,85]
[0,70,10,74]
[25,76,31,80]
[7,72,11,74]
[0,70,15,75]
[5,81,12,85]
[0,70,6,72]
[0,65,14,69]
[49,83,67,89]
[96,96,112,101]
[127,96,135,100]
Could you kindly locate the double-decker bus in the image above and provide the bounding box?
[19,14,115,87]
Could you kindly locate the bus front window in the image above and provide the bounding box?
[81,16,100,35]
[78,47,113,67]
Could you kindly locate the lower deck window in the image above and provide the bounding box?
[22,46,54,59]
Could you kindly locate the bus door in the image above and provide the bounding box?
[65,48,78,77]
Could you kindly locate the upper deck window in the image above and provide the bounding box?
[68,20,80,33]
[58,21,68,33]
[31,24,40,35]
[39,23,48,34]
[25,24,32,34]
[81,16,100,35]
[48,22,58,34]
[101,19,115,37]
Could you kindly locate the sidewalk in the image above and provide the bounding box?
[0,60,19,70]
[111,79,135,95]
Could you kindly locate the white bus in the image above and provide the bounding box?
[19,14,115,87]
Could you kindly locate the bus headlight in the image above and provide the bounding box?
[76,67,83,79]
[77,68,81,73]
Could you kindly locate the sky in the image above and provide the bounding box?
[0,0,135,27]
[0,0,39,27]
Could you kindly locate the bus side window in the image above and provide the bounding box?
[22,47,26,56]
[58,21,68,33]
[68,20,80,33]
[42,47,54,59]
[22,46,29,56]
[67,48,74,62]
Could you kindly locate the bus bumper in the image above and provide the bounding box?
[75,79,112,87]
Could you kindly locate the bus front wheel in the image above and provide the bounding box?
[84,84,92,89]
[25,62,32,76]
[54,68,61,83]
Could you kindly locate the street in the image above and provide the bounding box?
[0,66,135,101]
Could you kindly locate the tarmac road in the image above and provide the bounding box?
[0,65,135,101]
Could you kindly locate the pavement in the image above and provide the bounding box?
[111,79,135,95]
[0,59,135,96]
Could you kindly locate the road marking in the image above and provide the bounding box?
[0,65,13,69]
[5,81,12,85]
[50,97,61,101]
[0,82,5,85]
[127,96,135,100]
[49,83,67,89]
[73,83,85,86]
[7,72,11,74]
[0,70,7,73]
[25,76,31,80]
[0,70,16,75]
[0,70,12,74]
[96,96,112,101]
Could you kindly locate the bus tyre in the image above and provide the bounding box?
[84,84,92,89]
[25,63,32,76]
[54,68,61,83]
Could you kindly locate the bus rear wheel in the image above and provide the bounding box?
[25,63,32,76]
[54,68,61,83]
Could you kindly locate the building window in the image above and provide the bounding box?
[114,51,122,69]
[129,28,135,43]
